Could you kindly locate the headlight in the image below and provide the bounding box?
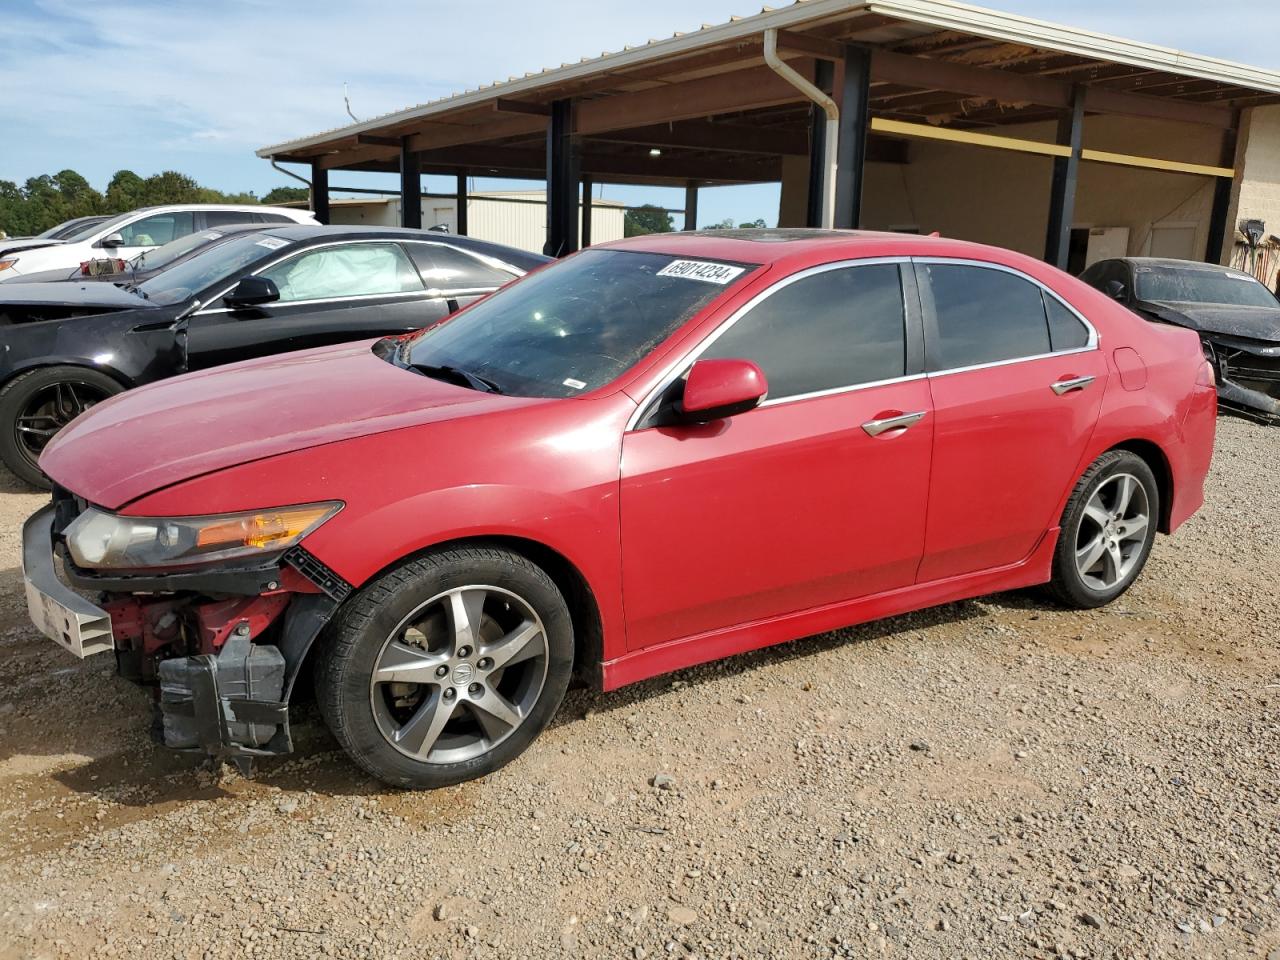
[0,258,18,273]
[64,502,342,570]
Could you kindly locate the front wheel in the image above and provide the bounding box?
[315,546,574,789]
[0,366,123,488]
[1047,450,1160,609]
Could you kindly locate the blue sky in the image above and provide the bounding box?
[2,0,1275,227]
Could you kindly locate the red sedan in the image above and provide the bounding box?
[23,230,1217,788]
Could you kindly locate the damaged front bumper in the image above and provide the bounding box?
[22,501,349,763]
[1204,333,1280,421]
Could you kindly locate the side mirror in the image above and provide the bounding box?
[676,358,767,423]
[225,276,280,308]
[1104,280,1127,302]
[99,233,125,249]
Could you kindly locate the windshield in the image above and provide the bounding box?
[136,233,288,306]
[1137,267,1279,308]
[132,229,234,273]
[400,249,755,397]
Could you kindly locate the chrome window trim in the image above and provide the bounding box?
[192,237,513,316]
[626,254,1102,432]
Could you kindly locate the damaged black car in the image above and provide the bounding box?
[1082,256,1280,421]
[0,225,547,487]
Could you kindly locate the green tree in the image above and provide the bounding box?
[740,218,767,228]
[703,218,735,230]
[624,204,674,237]
[105,169,146,210]
[263,186,309,205]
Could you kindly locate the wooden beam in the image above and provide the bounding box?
[870,117,1071,157]
[414,143,781,183]
[869,48,1234,130]
[404,112,549,154]
[1080,148,1235,178]
[494,98,551,116]
[587,120,810,156]
[356,134,402,147]
[575,62,814,136]
[774,29,845,62]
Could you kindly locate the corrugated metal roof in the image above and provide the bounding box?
[258,0,1280,158]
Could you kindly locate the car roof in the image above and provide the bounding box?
[596,228,1012,269]
[125,203,313,215]
[252,224,550,270]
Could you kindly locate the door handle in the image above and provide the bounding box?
[1050,375,1095,396]
[861,410,926,437]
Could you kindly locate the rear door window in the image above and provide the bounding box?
[407,244,518,289]
[921,263,1051,371]
[701,263,907,400]
[1044,292,1091,351]
[203,210,259,227]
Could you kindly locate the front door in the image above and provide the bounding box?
[620,261,934,652]
[186,241,451,370]
[914,259,1108,582]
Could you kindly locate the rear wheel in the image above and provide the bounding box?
[315,546,574,789]
[0,366,123,488]
[1047,450,1159,609]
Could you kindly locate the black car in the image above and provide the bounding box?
[0,225,547,486]
[4,222,272,285]
[1081,256,1280,421]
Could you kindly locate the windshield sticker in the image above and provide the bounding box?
[1225,273,1258,282]
[656,260,746,285]
[563,378,587,390]
[202,231,223,240]
[255,236,289,250]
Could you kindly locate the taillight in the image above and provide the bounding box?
[1196,360,1216,387]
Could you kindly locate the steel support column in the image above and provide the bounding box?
[455,170,468,236]
[834,45,871,230]
[684,181,699,231]
[544,99,579,257]
[1045,87,1086,270]
[581,176,593,246]
[310,162,329,225]
[400,140,422,229]
[806,59,835,228]
[1206,121,1239,265]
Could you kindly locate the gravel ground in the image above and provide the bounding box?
[0,416,1276,960]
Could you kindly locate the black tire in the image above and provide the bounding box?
[0,365,124,488]
[314,546,574,789]
[1047,450,1160,609]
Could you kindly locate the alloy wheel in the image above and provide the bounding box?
[14,380,110,463]
[1074,473,1150,591]
[369,585,549,764]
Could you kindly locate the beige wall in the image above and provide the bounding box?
[1224,104,1280,280]
[783,114,1230,269]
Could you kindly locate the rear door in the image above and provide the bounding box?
[914,259,1107,582]
[620,260,934,651]
[185,241,451,369]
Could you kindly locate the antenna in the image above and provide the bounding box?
[343,83,360,123]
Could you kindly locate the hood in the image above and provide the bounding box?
[40,340,543,509]
[1138,300,1280,342]
[0,280,154,311]
[0,238,64,258]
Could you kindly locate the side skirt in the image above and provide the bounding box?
[600,529,1059,691]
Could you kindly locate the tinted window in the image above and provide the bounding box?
[924,264,1050,370]
[702,264,905,399]
[258,212,297,224]
[402,249,753,398]
[1044,293,1090,351]
[118,212,195,246]
[259,243,424,303]
[204,210,258,227]
[412,244,516,288]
